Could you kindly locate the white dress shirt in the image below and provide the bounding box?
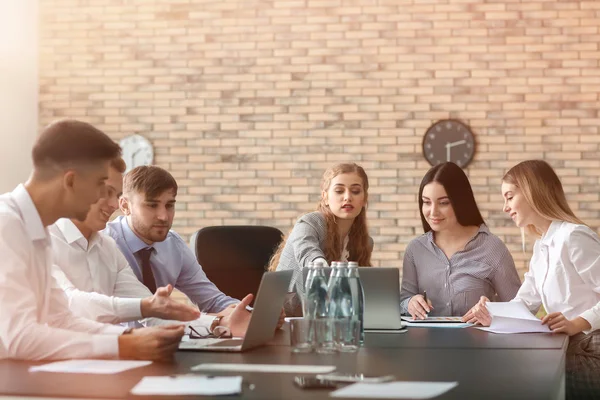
[513,220,600,333]
[50,219,149,324]
[50,219,216,331]
[0,185,125,360]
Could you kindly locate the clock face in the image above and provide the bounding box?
[422,119,475,168]
[119,134,154,173]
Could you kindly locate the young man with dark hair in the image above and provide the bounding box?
[0,119,184,361]
[51,159,252,336]
[105,166,264,336]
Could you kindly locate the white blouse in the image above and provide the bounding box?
[513,221,600,333]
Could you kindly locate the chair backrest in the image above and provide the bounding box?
[190,226,284,303]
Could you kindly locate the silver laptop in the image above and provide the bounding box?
[179,270,293,352]
[301,267,405,332]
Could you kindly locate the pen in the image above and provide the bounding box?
[423,291,429,315]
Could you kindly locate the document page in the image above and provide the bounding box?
[477,302,551,334]
[192,363,336,374]
[131,375,242,396]
[401,316,464,323]
[29,360,152,374]
[330,381,458,399]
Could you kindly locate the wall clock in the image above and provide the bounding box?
[119,134,154,173]
[422,119,475,168]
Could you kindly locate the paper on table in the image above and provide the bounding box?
[192,363,336,374]
[330,381,458,399]
[131,375,242,396]
[29,360,152,374]
[400,316,464,323]
[477,302,551,334]
[403,321,471,329]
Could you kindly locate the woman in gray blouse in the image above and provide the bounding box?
[268,163,373,316]
[400,162,521,320]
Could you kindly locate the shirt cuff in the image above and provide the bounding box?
[116,298,143,321]
[399,297,411,315]
[92,334,120,358]
[313,257,329,267]
[579,310,599,334]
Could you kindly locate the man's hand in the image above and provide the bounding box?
[276,307,285,329]
[220,294,253,337]
[118,325,185,362]
[217,303,237,318]
[140,284,201,321]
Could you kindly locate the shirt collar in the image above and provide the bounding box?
[54,218,102,251]
[425,223,489,246]
[12,184,50,243]
[540,220,562,246]
[119,215,153,254]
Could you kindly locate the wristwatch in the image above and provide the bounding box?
[210,316,223,333]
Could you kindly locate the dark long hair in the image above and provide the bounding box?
[418,162,484,233]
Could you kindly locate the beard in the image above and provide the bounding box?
[131,216,170,243]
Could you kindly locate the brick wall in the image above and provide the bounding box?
[39,0,600,277]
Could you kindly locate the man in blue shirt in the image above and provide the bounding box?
[104,166,243,315]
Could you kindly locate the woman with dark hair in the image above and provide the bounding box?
[400,162,521,319]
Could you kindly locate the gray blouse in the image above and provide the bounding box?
[399,224,521,317]
[276,211,373,316]
[276,212,329,300]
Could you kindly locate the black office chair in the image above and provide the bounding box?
[190,225,284,304]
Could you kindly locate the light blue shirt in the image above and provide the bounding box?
[104,216,238,313]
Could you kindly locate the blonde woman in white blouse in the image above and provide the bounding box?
[465,160,600,398]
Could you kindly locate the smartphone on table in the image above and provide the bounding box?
[294,376,338,389]
[294,373,395,389]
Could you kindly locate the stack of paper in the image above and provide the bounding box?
[330,381,458,399]
[400,316,471,329]
[477,302,551,334]
[192,363,336,374]
[29,360,152,374]
[131,375,242,396]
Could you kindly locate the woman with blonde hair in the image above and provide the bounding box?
[268,163,373,316]
[465,160,600,398]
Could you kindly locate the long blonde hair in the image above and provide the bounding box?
[503,160,585,238]
[268,163,372,271]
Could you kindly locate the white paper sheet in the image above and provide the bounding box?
[477,302,551,334]
[131,375,242,396]
[330,381,458,399]
[403,321,471,329]
[192,363,336,374]
[400,316,464,323]
[29,360,152,374]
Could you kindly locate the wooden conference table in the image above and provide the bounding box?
[0,326,568,400]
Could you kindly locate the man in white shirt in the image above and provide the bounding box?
[50,157,252,336]
[0,119,184,361]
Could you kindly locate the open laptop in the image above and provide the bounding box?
[179,269,293,352]
[302,267,405,332]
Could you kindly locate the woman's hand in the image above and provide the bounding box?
[461,296,491,326]
[408,294,433,320]
[541,313,591,336]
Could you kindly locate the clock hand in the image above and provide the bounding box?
[446,142,451,162]
[131,149,142,165]
[447,140,467,148]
